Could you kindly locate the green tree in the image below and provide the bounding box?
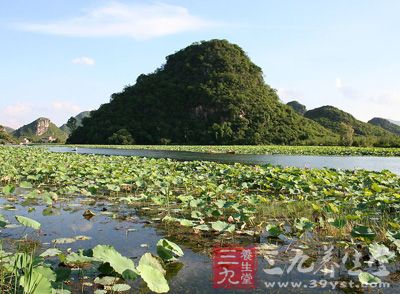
[338,123,354,146]
[107,129,135,145]
[287,101,307,115]
[66,117,78,132]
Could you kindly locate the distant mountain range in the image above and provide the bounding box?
[2,126,14,133]
[368,117,400,136]
[0,112,93,144]
[286,102,399,145]
[1,103,399,146]
[303,106,393,137]
[1,102,399,146]
[285,101,400,137]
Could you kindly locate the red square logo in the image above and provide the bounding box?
[213,246,257,289]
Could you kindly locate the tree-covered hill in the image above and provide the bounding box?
[0,126,16,144]
[286,101,307,115]
[68,39,338,145]
[368,117,400,136]
[12,118,68,143]
[60,111,91,134]
[1,125,14,133]
[304,106,400,146]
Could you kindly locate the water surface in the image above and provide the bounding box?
[2,197,397,293]
[47,146,400,174]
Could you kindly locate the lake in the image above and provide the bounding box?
[47,146,400,174]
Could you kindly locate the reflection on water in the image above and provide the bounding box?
[70,221,93,232]
[47,146,400,174]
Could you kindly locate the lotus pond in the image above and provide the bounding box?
[0,146,400,293]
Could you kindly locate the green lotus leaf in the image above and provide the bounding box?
[211,221,235,233]
[2,185,15,195]
[368,243,396,263]
[329,218,347,229]
[179,219,194,227]
[358,272,381,285]
[20,267,54,294]
[351,226,376,241]
[265,224,282,237]
[92,245,139,280]
[156,239,184,262]
[111,284,131,292]
[15,215,41,230]
[19,181,33,189]
[94,276,120,286]
[40,248,62,257]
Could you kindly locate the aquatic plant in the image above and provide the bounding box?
[0,146,399,291]
[0,211,183,293]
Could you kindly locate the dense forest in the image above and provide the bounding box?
[68,40,339,145]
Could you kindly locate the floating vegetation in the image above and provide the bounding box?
[0,146,399,292]
[0,210,183,293]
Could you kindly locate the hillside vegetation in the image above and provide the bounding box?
[304,106,400,146]
[287,101,307,115]
[12,118,68,143]
[0,126,16,144]
[68,40,338,145]
[60,111,91,134]
[368,117,400,136]
[3,126,14,133]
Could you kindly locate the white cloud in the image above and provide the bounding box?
[277,88,303,102]
[335,78,400,121]
[15,2,215,39]
[3,102,32,116]
[0,101,82,128]
[1,102,33,128]
[51,101,82,113]
[335,77,360,99]
[72,56,95,66]
[335,78,343,89]
[335,77,400,104]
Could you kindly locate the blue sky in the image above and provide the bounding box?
[1,0,399,128]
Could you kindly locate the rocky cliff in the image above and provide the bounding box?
[12,117,68,143]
